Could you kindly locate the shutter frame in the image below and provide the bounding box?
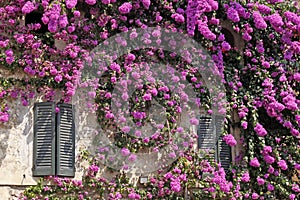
[56,103,75,177]
[215,115,231,172]
[33,102,56,176]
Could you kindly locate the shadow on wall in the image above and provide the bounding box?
[0,98,34,168]
[0,125,9,168]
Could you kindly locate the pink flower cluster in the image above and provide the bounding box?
[254,123,267,137]
[223,134,237,146]
[1,0,300,199]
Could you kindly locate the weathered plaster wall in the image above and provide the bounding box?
[0,97,91,199]
[0,85,96,198]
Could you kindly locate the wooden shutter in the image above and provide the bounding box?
[216,116,231,172]
[56,103,75,177]
[198,116,215,159]
[33,102,56,176]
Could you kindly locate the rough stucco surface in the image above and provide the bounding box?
[0,187,23,200]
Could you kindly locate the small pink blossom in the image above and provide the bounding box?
[88,91,96,98]
[143,137,149,143]
[119,2,132,14]
[294,73,300,82]
[250,157,260,167]
[223,134,237,146]
[168,152,176,158]
[101,0,110,4]
[257,177,265,185]
[143,93,152,101]
[121,126,131,133]
[89,164,99,173]
[128,154,137,162]
[85,0,96,5]
[241,121,248,129]
[295,163,300,170]
[268,166,275,174]
[278,160,288,170]
[0,112,9,122]
[121,148,130,156]
[264,155,275,164]
[22,1,35,14]
[267,184,274,191]
[22,99,29,106]
[189,118,199,125]
[241,172,250,182]
[65,0,77,9]
[141,0,151,9]
[252,193,259,199]
[105,112,114,119]
[254,123,267,137]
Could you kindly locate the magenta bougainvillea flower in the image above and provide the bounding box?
[85,0,96,5]
[278,160,288,170]
[254,123,267,137]
[250,157,260,167]
[227,7,240,22]
[121,148,130,156]
[0,112,9,122]
[253,11,267,29]
[21,1,35,14]
[141,0,151,9]
[65,0,77,9]
[241,171,250,182]
[0,0,299,199]
[118,2,132,14]
[223,134,237,146]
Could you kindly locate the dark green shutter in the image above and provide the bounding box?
[56,103,75,177]
[216,116,231,172]
[198,116,215,159]
[33,102,56,176]
[218,139,231,172]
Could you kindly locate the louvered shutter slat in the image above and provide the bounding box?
[56,103,75,177]
[198,116,215,160]
[215,116,231,172]
[33,102,56,176]
[219,140,231,172]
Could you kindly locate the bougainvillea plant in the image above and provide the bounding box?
[0,0,299,199]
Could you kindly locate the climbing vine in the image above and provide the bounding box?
[0,0,299,199]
